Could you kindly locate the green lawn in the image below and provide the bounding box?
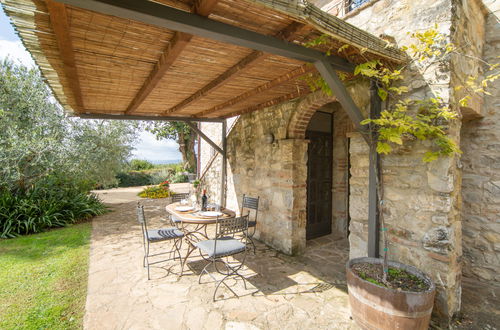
[0,222,92,329]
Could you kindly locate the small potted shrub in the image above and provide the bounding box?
[346,258,435,329]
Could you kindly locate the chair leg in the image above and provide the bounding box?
[198,261,212,284]
[246,235,256,254]
[180,243,196,277]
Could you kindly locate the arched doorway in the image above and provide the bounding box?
[306,110,333,239]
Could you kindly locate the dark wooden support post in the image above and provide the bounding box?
[314,60,369,142]
[368,79,381,258]
[221,120,227,207]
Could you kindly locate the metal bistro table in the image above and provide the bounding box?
[165,202,236,275]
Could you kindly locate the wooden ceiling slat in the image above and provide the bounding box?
[164,51,265,115]
[46,0,84,112]
[165,21,306,115]
[196,63,314,117]
[221,88,311,118]
[126,0,219,114]
[125,32,192,114]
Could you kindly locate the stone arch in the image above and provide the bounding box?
[287,91,337,139]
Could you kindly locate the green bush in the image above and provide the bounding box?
[129,159,154,171]
[147,168,174,185]
[172,172,189,183]
[0,178,107,238]
[116,171,152,187]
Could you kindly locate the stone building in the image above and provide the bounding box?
[198,0,500,322]
[4,0,498,325]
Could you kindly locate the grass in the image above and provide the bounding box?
[0,222,92,329]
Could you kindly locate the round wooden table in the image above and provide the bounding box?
[165,202,235,224]
[165,202,236,276]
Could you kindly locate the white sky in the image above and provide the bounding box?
[0,8,181,163]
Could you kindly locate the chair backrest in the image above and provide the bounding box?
[172,192,190,203]
[216,215,249,238]
[136,203,148,239]
[241,194,259,221]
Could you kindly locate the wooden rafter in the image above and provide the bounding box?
[222,88,310,119]
[126,0,219,114]
[164,51,266,115]
[165,22,307,115]
[46,0,84,112]
[125,32,192,114]
[194,0,219,16]
[196,63,314,117]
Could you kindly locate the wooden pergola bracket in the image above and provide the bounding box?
[186,121,227,207]
[185,122,224,156]
[314,60,369,142]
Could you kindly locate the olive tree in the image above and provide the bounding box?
[0,59,138,191]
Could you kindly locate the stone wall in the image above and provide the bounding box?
[331,104,354,237]
[339,0,464,321]
[460,0,500,284]
[223,101,308,254]
[451,0,487,119]
[197,0,497,323]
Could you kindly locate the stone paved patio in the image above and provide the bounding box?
[88,187,500,329]
[84,195,357,329]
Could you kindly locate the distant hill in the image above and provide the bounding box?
[149,159,182,165]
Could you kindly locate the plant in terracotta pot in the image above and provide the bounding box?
[304,25,498,329]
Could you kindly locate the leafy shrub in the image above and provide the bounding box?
[0,180,107,238]
[138,186,171,199]
[129,159,154,171]
[172,173,189,183]
[147,168,174,185]
[116,171,152,187]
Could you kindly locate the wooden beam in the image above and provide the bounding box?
[222,88,310,119]
[185,121,224,155]
[165,22,305,115]
[126,1,218,114]
[164,51,266,115]
[56,0,354,72]
[77,112,224,122]
[46,0,84,112]
[314,59,369,141]
[197,63,314,117]
[194,0,219,16]
[125,32,192,114]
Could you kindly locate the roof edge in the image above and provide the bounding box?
[248,0,406,63]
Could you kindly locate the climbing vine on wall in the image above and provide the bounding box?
[303,25,499,163]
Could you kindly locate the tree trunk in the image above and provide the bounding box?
[178,129,197,172]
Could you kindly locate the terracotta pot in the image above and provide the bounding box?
[346,257,436,330]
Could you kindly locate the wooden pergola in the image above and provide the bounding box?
[3,0,406,257]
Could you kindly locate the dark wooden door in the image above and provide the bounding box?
[306,130,333,240]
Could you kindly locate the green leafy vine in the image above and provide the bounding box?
[303,25,499,163]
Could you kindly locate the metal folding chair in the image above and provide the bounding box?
[240,194,259,253]
[137,203,184,280]
[195,215,250,301]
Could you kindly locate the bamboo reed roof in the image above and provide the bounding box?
[2,0,406,119]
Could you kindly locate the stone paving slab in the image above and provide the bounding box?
[84,198,358,330]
